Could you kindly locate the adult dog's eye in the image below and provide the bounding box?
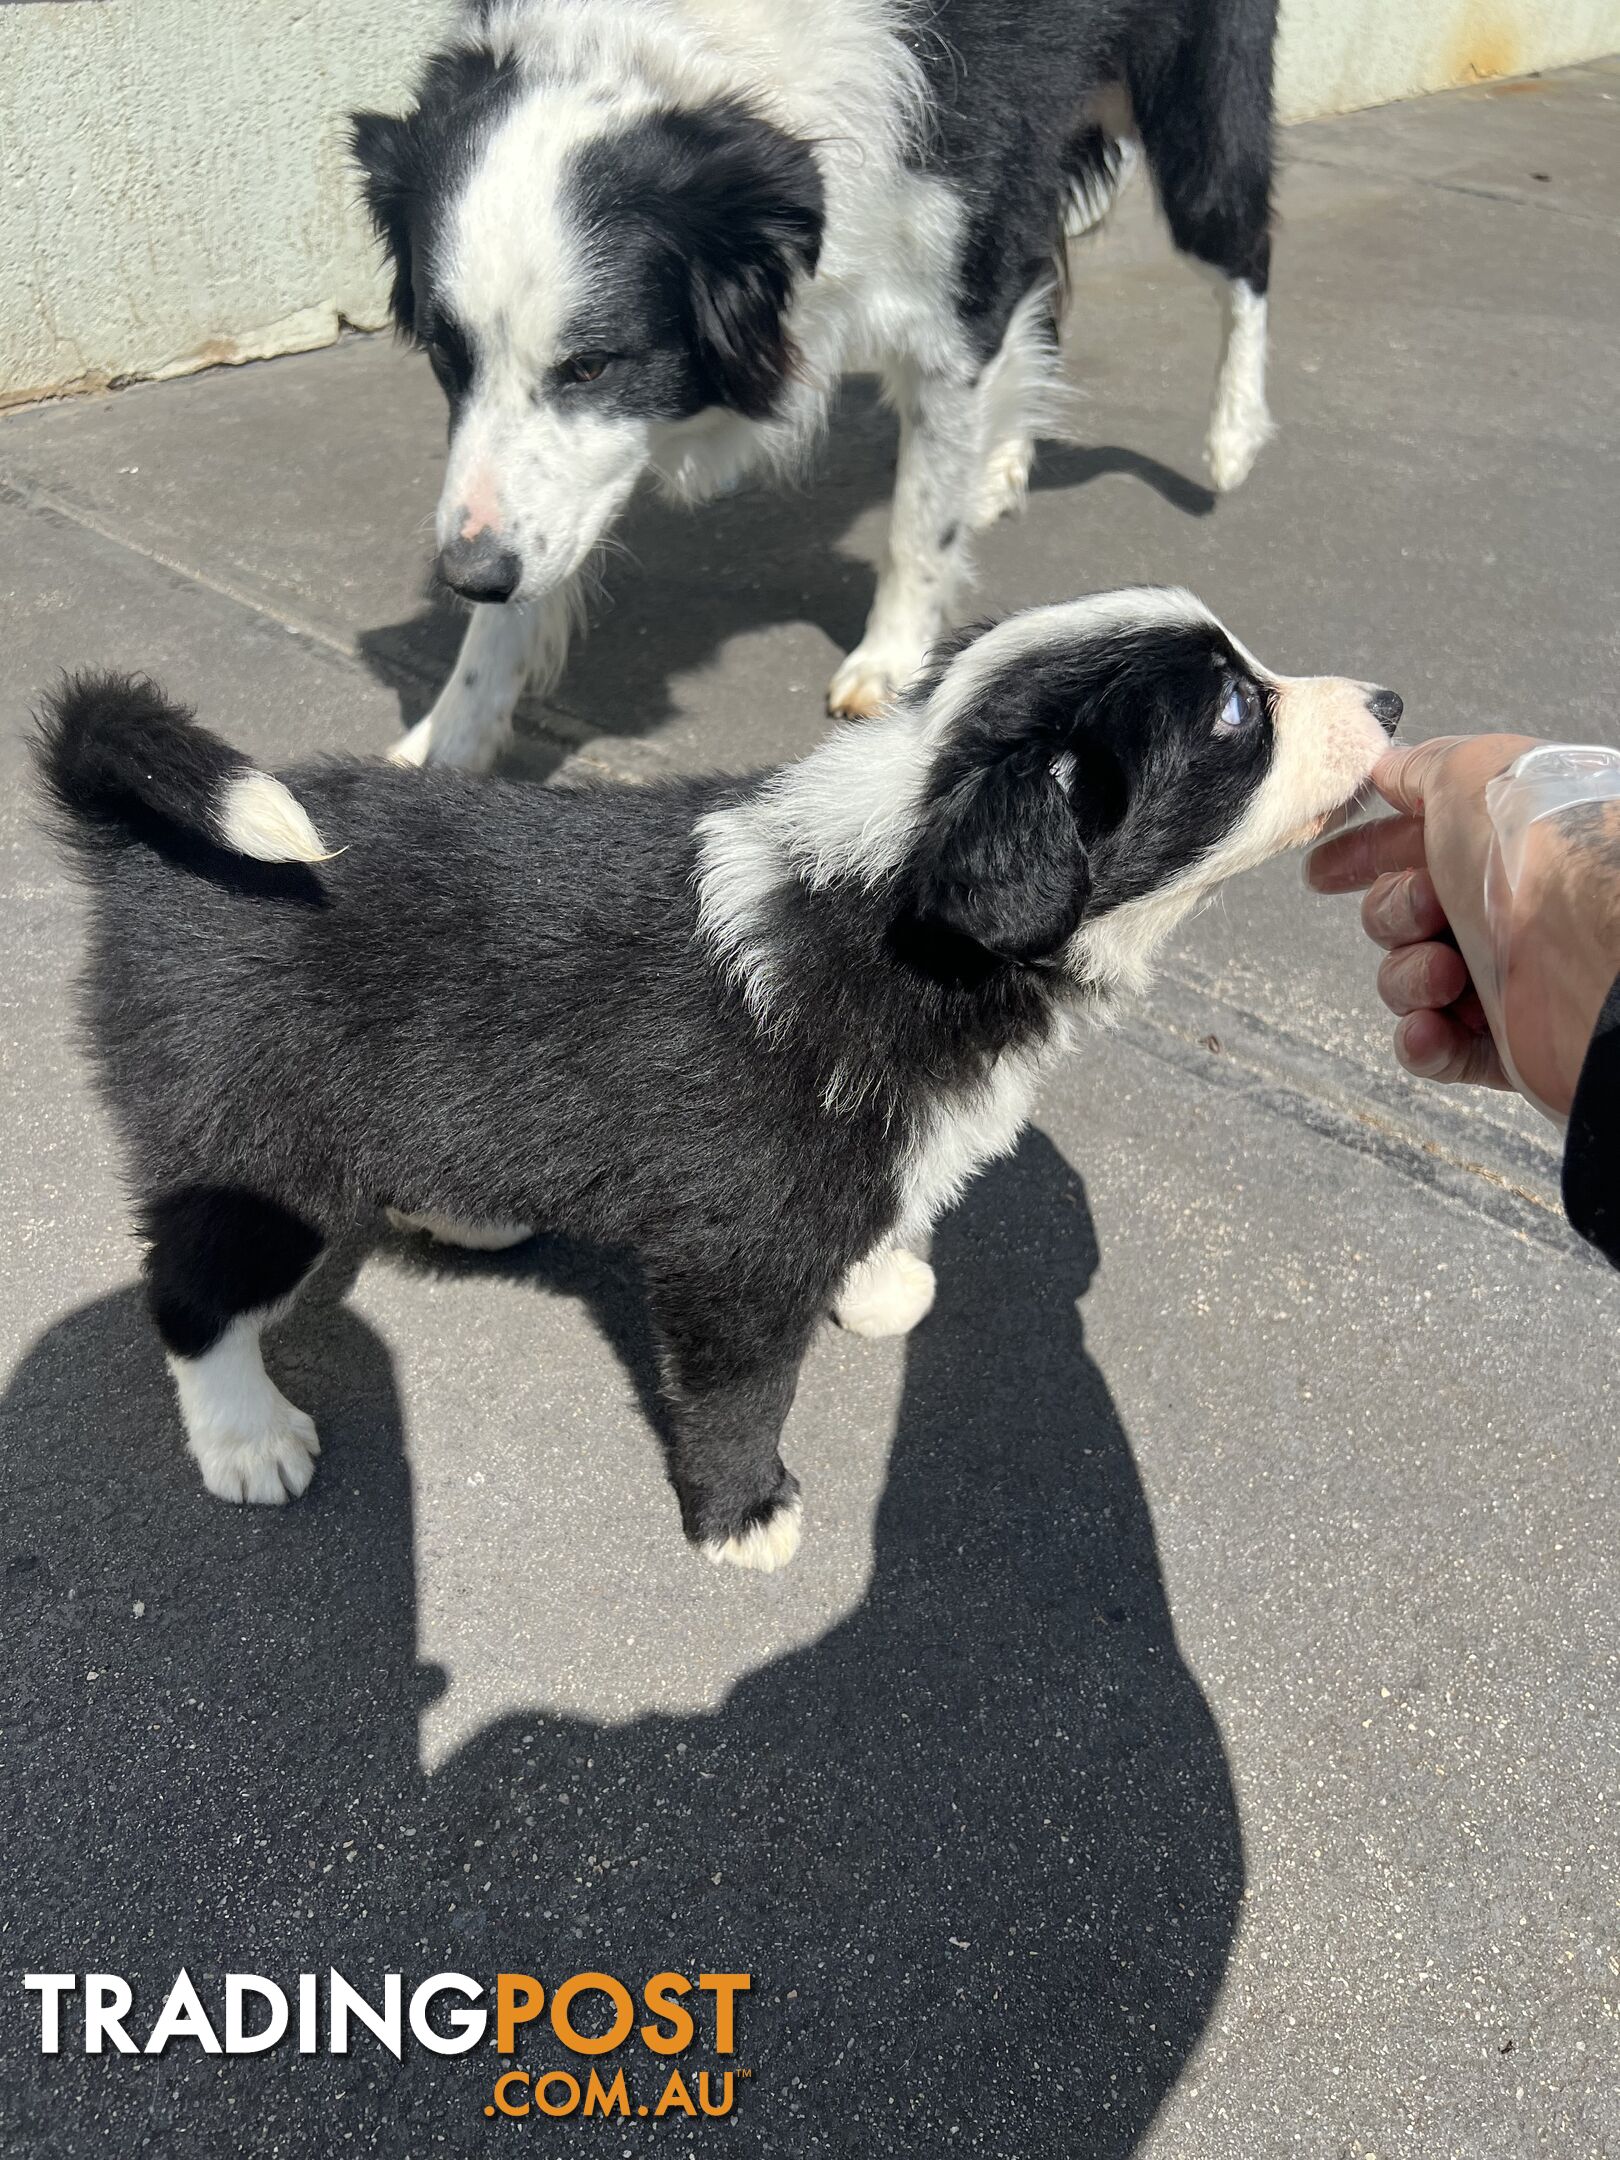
[422,325,470,387]
[1216,679,1262,736]
[559,351,612,385]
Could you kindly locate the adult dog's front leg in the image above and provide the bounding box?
[829,364,982,720]
[392,582,575,774]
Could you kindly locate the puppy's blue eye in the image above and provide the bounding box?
[1216,679,1261,736]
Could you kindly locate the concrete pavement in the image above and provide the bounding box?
[2,61,1616,2160]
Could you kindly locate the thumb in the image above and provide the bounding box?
[1370,736,1468,816]
[1394,1009,1512,1091]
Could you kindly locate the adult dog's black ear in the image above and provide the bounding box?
[349,110,418,332]
[665,102,825,420]
[350,43,520,339]
[908,746,1092,963]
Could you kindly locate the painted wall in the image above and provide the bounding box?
[1275,0,1620,121]
[0,0,444,411]
[3,0,1618,407]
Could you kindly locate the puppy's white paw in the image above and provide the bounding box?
[828,647,915,720]
[190,1401,320,1506]
[385,1207,534,1251]
[833,1249,936,1339]
[973,436,1034,527]
[703,1490,802,1574]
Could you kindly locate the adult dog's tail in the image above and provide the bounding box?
[34,672,328,865]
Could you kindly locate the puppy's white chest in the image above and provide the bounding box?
[894,1033,1061,1248]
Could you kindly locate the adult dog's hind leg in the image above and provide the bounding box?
[828,362,985,720]
[1130,17,1277,491]
[143,1189,327,1505]
[1202,271,1272,494]
[391,579,577,773]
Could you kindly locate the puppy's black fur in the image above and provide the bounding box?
[41,712,889,1551]
[37,601,1343,1557]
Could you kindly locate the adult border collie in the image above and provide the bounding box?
[351,0,1280,772]
[38,590,1398,1569]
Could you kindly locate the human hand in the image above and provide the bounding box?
[1307,733,1620,1121]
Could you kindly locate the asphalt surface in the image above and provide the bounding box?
[2,61,1617,2160]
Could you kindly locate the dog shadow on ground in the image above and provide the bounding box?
[355,381,1214,777]
[0,1133,1241,2155]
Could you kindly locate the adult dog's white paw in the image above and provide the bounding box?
[385,1207,534,1251]
[834,1249,936,1339]
[190,1402,320,1506]
[389,716,435,768]
[1206,280,1273,494]
[1205,405,1272,494]
[827,647,915,720]
[703,1490,803,1574]
[972,436,1034,527]
[388,713,506,774]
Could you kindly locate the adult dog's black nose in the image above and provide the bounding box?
[1366,687,1403,735]
[437,532,521,603]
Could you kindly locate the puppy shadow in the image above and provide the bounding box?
[1,1134,1241,2156]
[355,379,1214,778]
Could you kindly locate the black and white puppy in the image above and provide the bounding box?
[351,0,1280,769]
[38,590,1397,1570]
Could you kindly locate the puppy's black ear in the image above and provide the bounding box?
[349,110,419,332]
[666,103,825,420]
[908,747,1092,963]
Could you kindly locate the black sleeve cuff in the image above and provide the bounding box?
[1562,971,1620,1270]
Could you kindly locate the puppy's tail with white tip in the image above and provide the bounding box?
[34,672,330,867]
